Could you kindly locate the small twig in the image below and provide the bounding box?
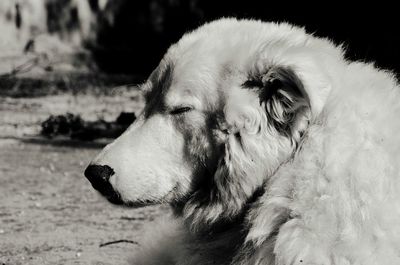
[99,239,139,248]
[120,216,146,221]
[0,56,40,78]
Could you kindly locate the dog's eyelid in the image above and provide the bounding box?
[169,106,194,115]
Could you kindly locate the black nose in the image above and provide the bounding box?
[84,164,116,197]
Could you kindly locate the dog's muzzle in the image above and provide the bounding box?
[84,164,122,204]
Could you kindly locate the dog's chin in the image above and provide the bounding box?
[105,193,161,208]
[120,199,160,208]
[105,185,181,208]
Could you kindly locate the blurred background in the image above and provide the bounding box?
[0,1,398,264]
[1,0,399,79]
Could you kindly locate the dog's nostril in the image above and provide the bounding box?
[84,164,121,203]
[84,164,115,189]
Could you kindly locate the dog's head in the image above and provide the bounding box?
[85,19,343,230]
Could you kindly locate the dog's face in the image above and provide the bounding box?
[85,19,339,229]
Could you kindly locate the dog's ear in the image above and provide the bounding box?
[244,67,311,144]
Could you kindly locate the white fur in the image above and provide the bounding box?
[90,18,400,264]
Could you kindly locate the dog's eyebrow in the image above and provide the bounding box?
[142,64,174,117]
[144,64,173,101]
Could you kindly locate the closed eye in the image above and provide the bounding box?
[169,106,193,115]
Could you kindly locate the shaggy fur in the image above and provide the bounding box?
[86,18,400,265]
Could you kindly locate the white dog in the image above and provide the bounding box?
[85,18,400,265]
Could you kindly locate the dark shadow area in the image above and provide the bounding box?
[40,112,135,141]
[88,1,400,78]
[16,136,108,149]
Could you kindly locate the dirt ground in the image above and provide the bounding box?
[0,92,169,265]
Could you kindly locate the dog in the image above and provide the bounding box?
[85,18,400,265]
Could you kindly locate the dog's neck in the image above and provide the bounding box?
[171,184,265,231]
[170,186,266,264]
